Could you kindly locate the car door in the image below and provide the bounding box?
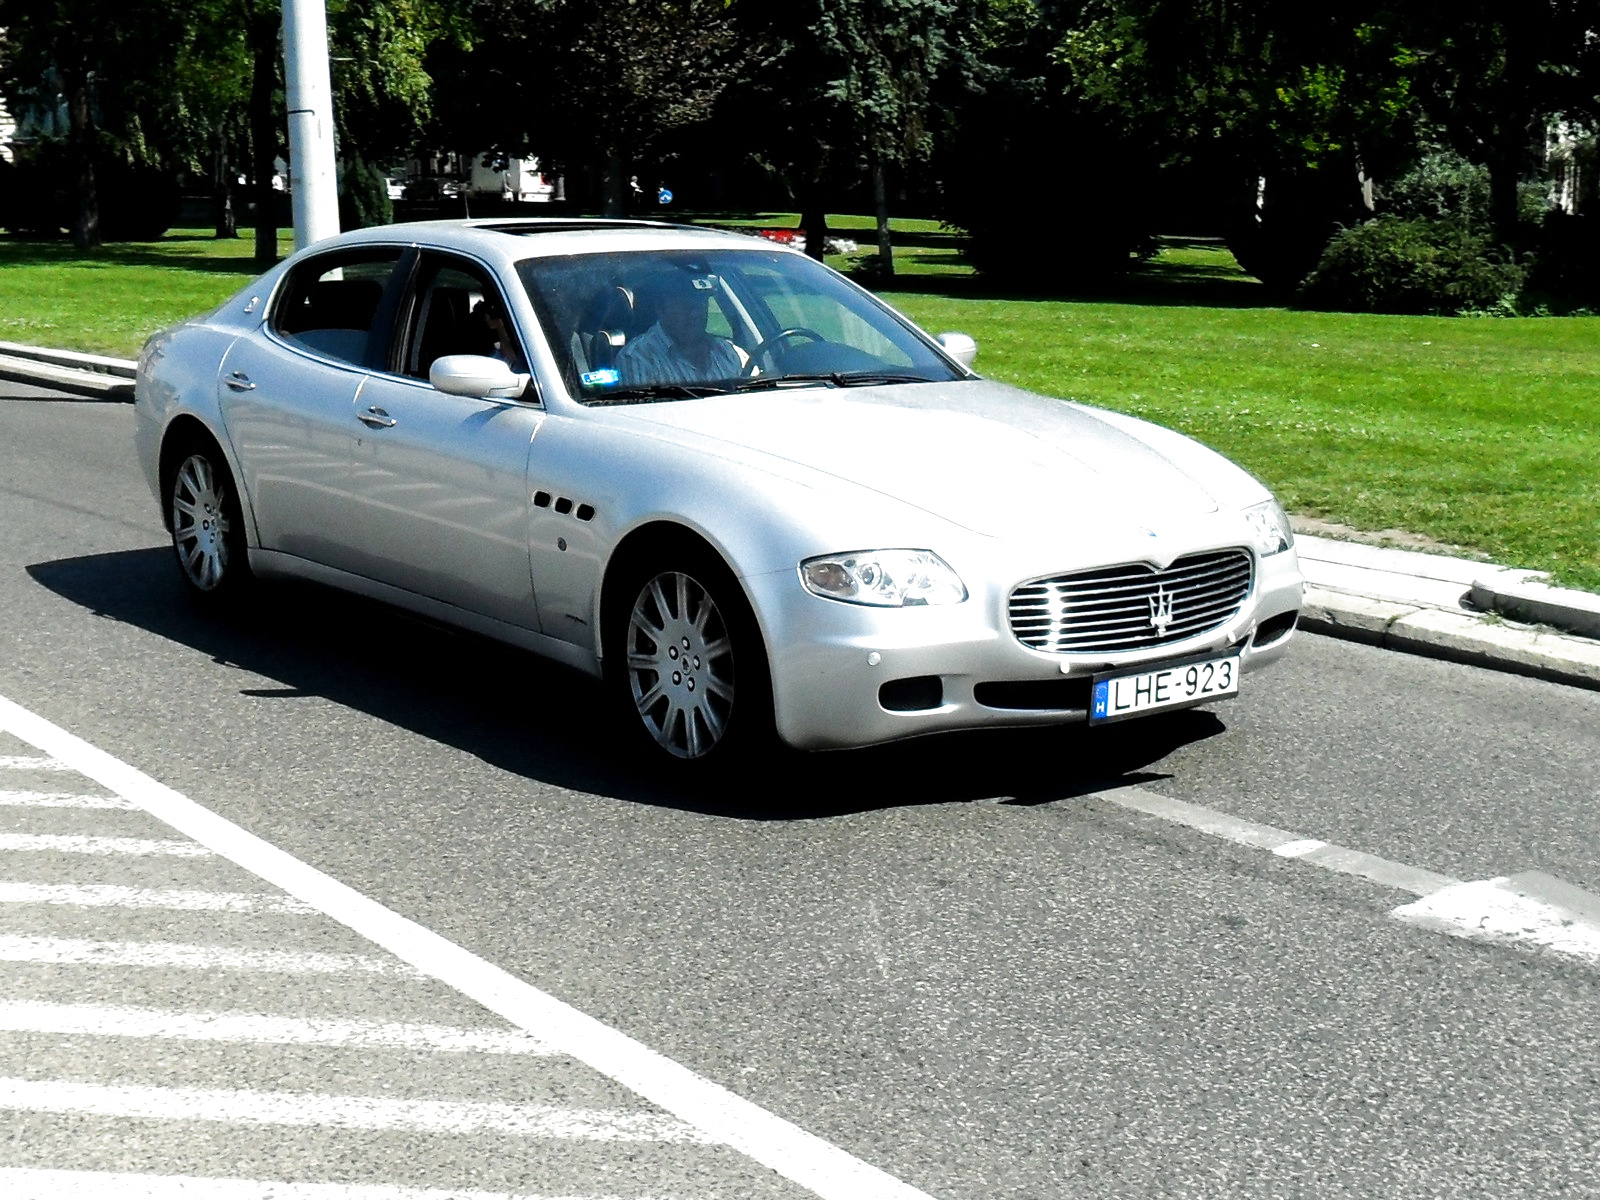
[338,252,544,630]
[218,246,408,565]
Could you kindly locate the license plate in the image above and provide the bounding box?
[1089,654,1240,724]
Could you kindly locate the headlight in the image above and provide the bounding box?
[1243,498,1294,557]
[800,549,967,607]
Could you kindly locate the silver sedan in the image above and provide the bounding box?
[134,219,1303,767]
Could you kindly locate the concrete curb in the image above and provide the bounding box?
[0,341,136,401]
[1301,585,1600,692]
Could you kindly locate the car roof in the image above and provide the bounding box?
[310,218,783,265]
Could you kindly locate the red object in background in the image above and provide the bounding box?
[757,229,802,245]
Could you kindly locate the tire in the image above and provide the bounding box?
[166,437,253,604]
[605,547,773,769]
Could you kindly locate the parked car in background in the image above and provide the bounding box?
[133,219,1302,768]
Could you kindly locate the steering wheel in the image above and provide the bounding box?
[747,327,824,374]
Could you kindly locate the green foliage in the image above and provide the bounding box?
[330,0,468,159]
[1381,150,1491,226]
[933,0,1155,284]
[718,0,966,243]
[338,150,394,230]
[430,0,737,213]
[1298,216,1524,315]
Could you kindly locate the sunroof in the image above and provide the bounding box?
[475,219,690,236]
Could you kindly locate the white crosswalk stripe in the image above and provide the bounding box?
[0,881,317,912]
[0,1167,678,1199]
[0,790,137,809]
[0,933,420,975]
[0,1077,717,1142]
[0,1000,557,1054]
[0,756,69,771]
[0,832,212,856]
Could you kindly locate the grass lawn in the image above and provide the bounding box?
[2,224,1595,591]
[0,230,294,356]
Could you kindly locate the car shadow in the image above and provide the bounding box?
[27,548,1227,820]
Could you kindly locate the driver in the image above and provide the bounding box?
[614,273,743,386]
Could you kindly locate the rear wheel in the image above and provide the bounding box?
[167,438,252,603]
[607,548,772,768]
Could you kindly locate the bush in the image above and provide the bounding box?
[1382,151,1491,227]
[1298,216,1524,315]
[339,150,394,231]
[97,162,181,241]
[1524,211,1600,310]
[0,143,70,237]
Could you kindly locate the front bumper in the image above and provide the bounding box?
[752,546,1304,751]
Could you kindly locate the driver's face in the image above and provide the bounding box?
[659,290,709,346]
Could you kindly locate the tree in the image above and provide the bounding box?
[1053,0,1422,288]
[0,0,189,247]
[428,0,737,216]
[723,0,964,263]
[1394,1,1600,243]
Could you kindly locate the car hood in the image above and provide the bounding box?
[617,379,1224,539]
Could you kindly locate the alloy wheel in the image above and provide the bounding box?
[625,569,737,759]
[171,452,233,592]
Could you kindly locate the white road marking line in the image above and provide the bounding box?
[0,1000,556,1055]
[0,789,136,809]
[0,1166,673,1200]
[0,832,211,857]
[0,934,418,975]
[1273,838,1328,859]
[0,881,316,913]
[0,1077,714,1142]
[1094,784,1600,966]
[1392,878,1600,963]
[0,756,68,771]
[1095,784,1458,895]
[0,693,941,1200]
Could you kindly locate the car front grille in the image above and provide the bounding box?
[1009,549,1254,654]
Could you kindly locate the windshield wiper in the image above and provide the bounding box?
[730,371,935,393]
[730,372,842,392]
[584,382,732,406]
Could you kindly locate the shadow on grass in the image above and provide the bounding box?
[27,546,1223,821]
[0,235,272,276]
[861,255,1277,311]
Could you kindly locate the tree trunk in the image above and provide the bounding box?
[213,127,238,239]
[66,74,99,250]
[249,10,280,263]
[602,153,625,217]
[873,158,894,277]
[799,190,827,262]
[1487,154,1521,245]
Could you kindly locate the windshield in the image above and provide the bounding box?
[515,247,965,404]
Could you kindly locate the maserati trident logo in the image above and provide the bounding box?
[1148,584,1174,635]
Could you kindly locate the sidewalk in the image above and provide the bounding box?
[2,343,1597,691]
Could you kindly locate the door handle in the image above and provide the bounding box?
[224,371,256,392]
[357,406,397,429]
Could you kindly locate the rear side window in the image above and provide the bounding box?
[274,250,403,365]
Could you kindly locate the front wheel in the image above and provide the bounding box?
[167,438,252,603]
[607,551,772,767]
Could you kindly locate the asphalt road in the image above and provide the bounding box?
[2,385,1598,1199]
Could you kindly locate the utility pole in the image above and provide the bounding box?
[282,0,341,250]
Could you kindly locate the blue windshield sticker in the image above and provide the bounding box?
[581,368,621,387]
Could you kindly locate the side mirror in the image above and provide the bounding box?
[936,332,978,369]
[429,354,530,400]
